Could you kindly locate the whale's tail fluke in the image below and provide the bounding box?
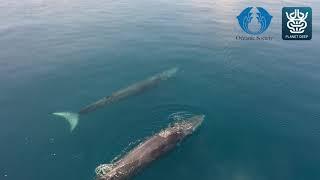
[52,112,79,132]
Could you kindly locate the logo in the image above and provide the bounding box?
[237,7,272,35]
[282,7,312,40]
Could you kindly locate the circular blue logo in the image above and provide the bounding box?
[237,7,273,35]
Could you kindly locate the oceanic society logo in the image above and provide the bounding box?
[236,7,273,40]
[282,7,312,40]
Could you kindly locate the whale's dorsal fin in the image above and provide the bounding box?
[52,112,79,132]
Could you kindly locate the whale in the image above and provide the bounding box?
[53,67,178,132]
[95,114,205,180]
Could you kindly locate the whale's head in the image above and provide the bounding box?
[159,67,179,80]
[188,114,205,131]
[182,114,205,135]
[168,114,205,136]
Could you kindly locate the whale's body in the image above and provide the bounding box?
[95,115,204,180]
[79,67,178,114]
[53,68,178,131]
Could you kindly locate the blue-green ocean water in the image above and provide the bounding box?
[1,0,320,180]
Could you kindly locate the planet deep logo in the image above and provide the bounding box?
[236,7,273,40]
[282,7,312,40]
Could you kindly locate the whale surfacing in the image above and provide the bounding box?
[53,67,178,132]
[95,114,205,180]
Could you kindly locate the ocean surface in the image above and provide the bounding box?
[1,0,319,180]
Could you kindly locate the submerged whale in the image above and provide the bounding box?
[53,67,178,131]
[95,114,205,180]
